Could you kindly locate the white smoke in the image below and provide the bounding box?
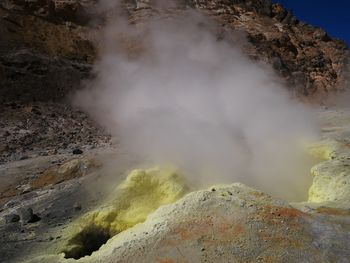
[75,8,319,201]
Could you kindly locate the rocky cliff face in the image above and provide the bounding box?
[0,0,349,103]
[196,0,349,101]
[129,0,349,102]
[0,1,106,163]
[0,0,95,103]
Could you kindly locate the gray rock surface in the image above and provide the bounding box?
[0,101,111,164]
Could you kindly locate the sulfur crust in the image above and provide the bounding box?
[306,140,350,208]
[92,166,188,234]
[71,166,188,236]
[306,140,339,160]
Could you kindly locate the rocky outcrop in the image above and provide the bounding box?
[0,50,92,102]
[0,2,112,166]
[1,0,92,23]
[0,102,110,164]
[0,3,95,103]
[0,0,349,103]
[128,0,350,102]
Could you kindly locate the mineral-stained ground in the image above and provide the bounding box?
[0,107,350,263]
[0,0,350,262]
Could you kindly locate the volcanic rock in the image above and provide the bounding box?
[0,102,110,164]
[30,156,101,189]
[73,202,82,211]
[3,213,20,223]
[72,149,83,155]
[19,208,41,224]
[0,0,348,103]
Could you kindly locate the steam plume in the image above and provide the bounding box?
[75,7,319,201]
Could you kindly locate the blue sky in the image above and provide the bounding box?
[274,0,350,46]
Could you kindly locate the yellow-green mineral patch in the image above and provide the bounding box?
[306,138,350,209]
[306,139,340,160]
[308,160,350,207]
[63,166,188,259]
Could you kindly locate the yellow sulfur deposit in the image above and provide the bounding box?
[63,166,188,259]
[308,160,350,207]
[90,166,188,234]
[306,139,350,209]
[306,140,337,160]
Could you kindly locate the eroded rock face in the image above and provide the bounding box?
[191,0,349,101]
[1,0,93,23]
[0,3,95,103]
[0,50,92,103]
[123,0,349,102]
[0,0,349,103]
